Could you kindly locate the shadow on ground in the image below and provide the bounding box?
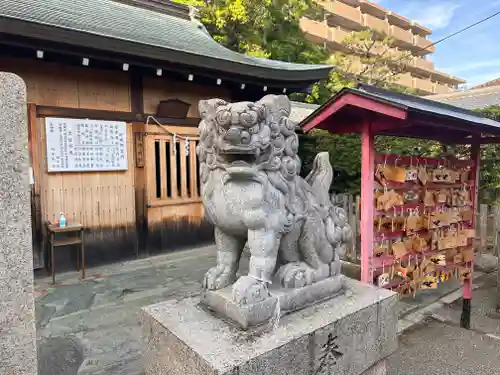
[38,337,84,375]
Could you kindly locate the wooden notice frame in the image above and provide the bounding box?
[45,117,128,173]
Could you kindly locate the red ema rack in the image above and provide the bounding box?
[367,154,477,297]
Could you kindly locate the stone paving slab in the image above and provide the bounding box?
[36,246,217,375]
[37,337,84,375]
[34,245,494,375]
[338,261,484,320]
[387,320,500,375]
[430,273,500,336]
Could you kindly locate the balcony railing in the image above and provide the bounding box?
[413,77,434,93]
[300,18,329,43]
[411,57,434,72]
[337,0,361,6]
[329,27,351,45]
[363,13,389,35]
[414,35,435,54]
[394,74,447,94]
[387,12,411,29]
[386,48,407,60]
[396,73,413,87]
[323,0,363,28]
[410,22,432,38]
[433,83,454,94]
[389,25,414,46]
[359,0,387,19]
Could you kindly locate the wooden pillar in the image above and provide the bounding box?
[133,123,148,257]
[131,70,147,256]
[360,121,375,284]
[27,103,42,267]
[130,70,144,114]
[461,136,480,329]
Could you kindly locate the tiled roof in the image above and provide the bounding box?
[0,0,332,82]
[355,85,500,127]
[290,101,319,123]
[473,78,500,89]
[300,84,500,134]
[426,86,500,110]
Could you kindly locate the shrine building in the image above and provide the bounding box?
[0,0,332,271]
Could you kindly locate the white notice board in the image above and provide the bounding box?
[45,118,128,172]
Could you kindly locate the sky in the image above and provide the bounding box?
[374,0,500,87]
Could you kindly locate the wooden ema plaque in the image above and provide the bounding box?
[371,155,476,298]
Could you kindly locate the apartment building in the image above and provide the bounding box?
[300,0,465,94]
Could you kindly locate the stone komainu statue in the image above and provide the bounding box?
[196,95,352,305]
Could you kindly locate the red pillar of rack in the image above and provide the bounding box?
[360,120,375,284]
[461,136,480,329]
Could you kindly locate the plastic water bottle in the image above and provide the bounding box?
[59,212,66,228]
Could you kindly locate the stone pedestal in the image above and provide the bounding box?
[141,278,397,375]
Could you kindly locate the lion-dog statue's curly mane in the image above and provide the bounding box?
[197,95,352,305]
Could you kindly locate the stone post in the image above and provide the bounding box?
[0,72,38,375]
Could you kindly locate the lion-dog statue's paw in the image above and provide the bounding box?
[277,262,330,289]
[277,263,312,289]
[203,265,237,290]
[232,276,270,306]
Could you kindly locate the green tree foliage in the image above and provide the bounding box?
[442,106,500,204]
[474,106,500,203]
[477,106,500,119]
[297,29,439,194]
[299,131,441,195]
[296,29,431,194]
[300,106,500,198]
[174,0,439,195]
[305,29,414,104]
[175,0,328,63]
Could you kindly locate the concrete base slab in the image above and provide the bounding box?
[141,278,397,375]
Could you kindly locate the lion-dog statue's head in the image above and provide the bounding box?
[196,95,302,187]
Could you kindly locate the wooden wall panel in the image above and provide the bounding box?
[142,76,231,117]
[0,58,131,111]
[148,202,204,226]
[77,69,131,111]
[146,200,213,254]
[0,56,223,264]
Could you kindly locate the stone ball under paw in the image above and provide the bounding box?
[232,276,270,306]
[335,244,347,258]
[342,225,353,242]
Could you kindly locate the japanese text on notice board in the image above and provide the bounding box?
[45,118,128,172]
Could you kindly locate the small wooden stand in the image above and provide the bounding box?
[45,223,85,284]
